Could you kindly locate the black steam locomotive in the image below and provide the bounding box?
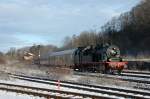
[38,44,127,74]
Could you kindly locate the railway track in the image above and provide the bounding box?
[0,82,85,99]
[123,70,150,75]
[74,71,150,84]
[119,72,150,79]
[117,70,150,84]
[5,72,150,99]
[0,82,110,99]
[74,71,150,91]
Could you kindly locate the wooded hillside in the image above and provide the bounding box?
[101,0,150,55]
[62,0,150,56]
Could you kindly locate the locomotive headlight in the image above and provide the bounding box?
[109,58,112,61]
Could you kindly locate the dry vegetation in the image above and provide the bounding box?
[0,57,6,64]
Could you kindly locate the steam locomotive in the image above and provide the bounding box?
[38,44,127,74]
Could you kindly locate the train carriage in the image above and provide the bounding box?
[48,49,75,67]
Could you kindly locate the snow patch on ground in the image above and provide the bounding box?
[0,90,44,99]
[0,61,150,94]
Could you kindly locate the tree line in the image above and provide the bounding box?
[101,0,150,56]
[4,0,150,60]
[61,0,150,56]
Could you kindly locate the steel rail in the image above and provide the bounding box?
[9,73,150,99]
[74,71,150,84]
[123,70,150,75]
[0,82,109,99]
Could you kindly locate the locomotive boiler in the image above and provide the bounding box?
[38,44,127,74]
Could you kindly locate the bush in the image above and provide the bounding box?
[0,57,6,64]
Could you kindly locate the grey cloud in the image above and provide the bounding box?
[0,0,141,52]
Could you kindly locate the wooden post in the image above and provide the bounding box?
[57,80,60,90]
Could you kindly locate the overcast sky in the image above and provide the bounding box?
[0,0,141,52]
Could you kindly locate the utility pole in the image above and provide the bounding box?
[38,45,41,65]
